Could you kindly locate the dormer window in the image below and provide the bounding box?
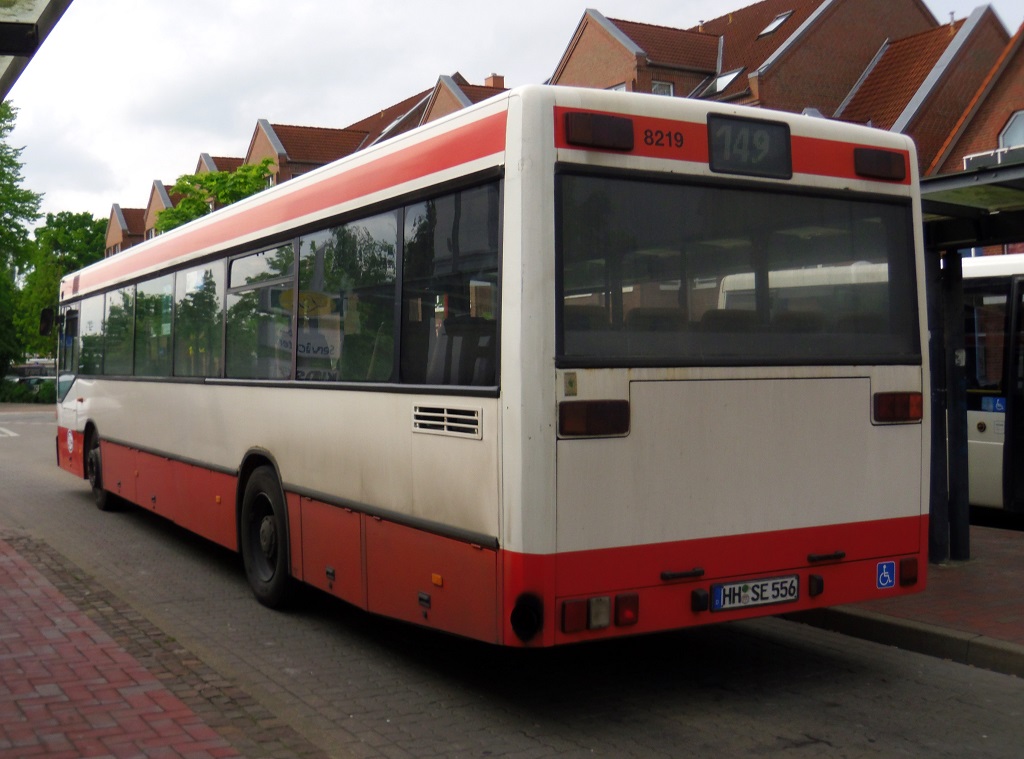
[759,11,793,37]
[701,68,743,97]
[1000,111,1024,149]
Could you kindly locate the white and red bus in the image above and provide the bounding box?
[961,253,1024,513]
[52,85,929,646]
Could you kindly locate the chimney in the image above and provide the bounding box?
[485,73,505,89]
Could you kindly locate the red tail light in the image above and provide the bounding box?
[559,400,630,437]
[615,593,639,626]
[873,392,923,423]
[899,557,919,586]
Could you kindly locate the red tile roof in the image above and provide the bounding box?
[606,17,719,72]
[927,20,1024,174]
[344,87,433,146]
[458,83,507,105]
[210,156,243,173]
[269,124,368,164]
[840,20,965,129]
[120,207,145,234]
[693,0,826,98]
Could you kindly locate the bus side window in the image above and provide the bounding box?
[400,183,500,387]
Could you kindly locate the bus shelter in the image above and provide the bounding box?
[922,159,1024,562]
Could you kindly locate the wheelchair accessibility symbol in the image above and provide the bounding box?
[876,561,896,589]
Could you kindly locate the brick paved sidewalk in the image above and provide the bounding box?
[0,531,329,759]
[0,537,240,758]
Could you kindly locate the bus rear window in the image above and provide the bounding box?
[557,173,920,366]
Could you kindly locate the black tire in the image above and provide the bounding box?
[86,431,116,512]
[240,466,291,608]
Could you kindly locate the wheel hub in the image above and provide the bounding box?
[258,515,277,557]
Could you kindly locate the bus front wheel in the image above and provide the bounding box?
[86,431,115,512]
[240,466,290,608]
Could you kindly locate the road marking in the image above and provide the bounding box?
[0,427,18,438]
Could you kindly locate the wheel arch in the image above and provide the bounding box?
[235,448,288,553]
[82,420,99,480]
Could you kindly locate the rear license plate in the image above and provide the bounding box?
[711,574,799,612]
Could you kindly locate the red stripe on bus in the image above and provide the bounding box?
[554,107,910,184]
[72,110,508,296]
[501,515,926,646]
[791,134,911,185]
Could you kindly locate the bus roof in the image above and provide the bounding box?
[63,85,918,302]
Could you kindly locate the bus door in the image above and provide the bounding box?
[964,280,1010,508]
[1002,276,1024,511]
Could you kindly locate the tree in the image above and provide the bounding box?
[0,100,43,378]
[15,211,106,358]
[155,158,275,233]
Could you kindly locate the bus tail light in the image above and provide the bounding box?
[559,400,630,437]
[561,594,640,633]
[873,392,923,423]
[899,557,919,586]
[615,593,639,626]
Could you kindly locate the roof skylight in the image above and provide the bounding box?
[759,10,793,37]
[701,68,743,97]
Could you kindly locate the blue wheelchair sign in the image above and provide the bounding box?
[876,561,896,589]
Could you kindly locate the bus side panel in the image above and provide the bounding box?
[176,465,238,551]
[364,517,499,643]
[102,444,238,550]
[296,495,366,608]
[101,440,138,503]
[136,449,176,515]
[56,426,84,478]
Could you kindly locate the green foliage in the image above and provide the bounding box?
[0,100,43,380]
[15,211,106,359]
[0,272,19,379]
[0,377,55,404]
[0,101,42,272]
[155,158,276,233]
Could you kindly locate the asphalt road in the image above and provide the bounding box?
[2,404,1023,758]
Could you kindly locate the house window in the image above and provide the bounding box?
[1000,111,1024,149]
[759,11,793,37]
[652,81,674,96]
[608,83,627,92]
[701,68,743,97]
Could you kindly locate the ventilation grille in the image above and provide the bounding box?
[412,405,482,439]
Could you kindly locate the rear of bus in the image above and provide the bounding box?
[504,88,928,646]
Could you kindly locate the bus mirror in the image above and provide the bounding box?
[39,307,55,337]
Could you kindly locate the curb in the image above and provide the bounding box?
[790,607,1024,678]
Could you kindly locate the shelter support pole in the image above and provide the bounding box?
[943,251,970,561]
[926,247,949,562]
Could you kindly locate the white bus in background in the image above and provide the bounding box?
[962,253,1024,513]
[50,85,929,647]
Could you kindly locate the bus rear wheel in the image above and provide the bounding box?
[240,466,290,608]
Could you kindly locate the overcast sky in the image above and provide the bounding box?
[7,0,1022,227]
